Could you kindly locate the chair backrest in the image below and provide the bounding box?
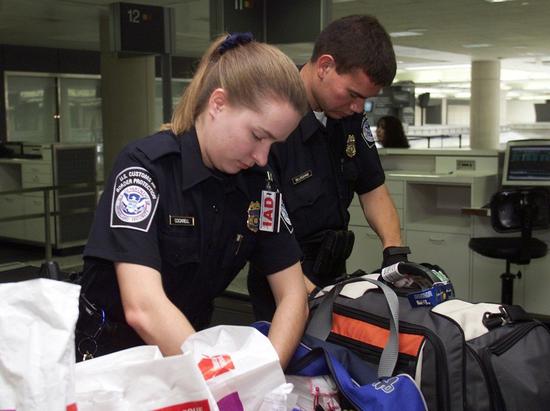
[490,188,550,235]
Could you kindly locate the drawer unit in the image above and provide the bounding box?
[21,162,52,188]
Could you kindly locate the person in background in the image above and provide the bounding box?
[248,15,411,320]
[376,115,410,148]
[75,33,309,369]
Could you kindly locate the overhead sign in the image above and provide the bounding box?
[111,2,174,55]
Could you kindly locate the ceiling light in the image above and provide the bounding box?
[405,64,470,71]
[484,0,515,3]
[390,31,424,38]
[462,43,492,48]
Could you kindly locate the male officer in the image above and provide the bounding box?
[248,14,410,320]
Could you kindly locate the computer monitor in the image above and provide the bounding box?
[364,100,374,113]
[502,139,550,186]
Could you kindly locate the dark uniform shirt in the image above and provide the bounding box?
[80,128,301,343]
[271,110,385,248]
[247,111,385,320]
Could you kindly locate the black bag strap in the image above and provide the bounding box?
[306,274,400,378]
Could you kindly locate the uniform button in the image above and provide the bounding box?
[212,204,219,213]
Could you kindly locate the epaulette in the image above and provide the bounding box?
[135,130,180,161]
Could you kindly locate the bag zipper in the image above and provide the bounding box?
[332,303,452,411]
[329,333,417,373]
[480,322,544,411]
[489,322,540,356]
[466,345,497,411]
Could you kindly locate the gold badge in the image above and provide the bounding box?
[247,201,260,232]
[346,134,356,158]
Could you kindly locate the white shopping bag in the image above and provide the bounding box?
[75,345,218,411]
[0,278,80,411]
[182,325,286,411]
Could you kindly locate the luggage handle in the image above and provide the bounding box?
[306,275,399,379]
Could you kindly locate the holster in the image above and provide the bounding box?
[311,229,355,282]
[75,293,142,360]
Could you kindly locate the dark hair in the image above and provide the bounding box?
[167,34,307,134]
[311,15,396,87]
[377,116,410,148]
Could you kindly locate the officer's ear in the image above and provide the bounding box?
[316,54,336,80]
[207,88,228,118]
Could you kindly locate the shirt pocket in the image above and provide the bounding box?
[221,233,255,271]
[159,229,200,268]
[284,174,322,214]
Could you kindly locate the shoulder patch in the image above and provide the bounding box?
[110,167,159,232]
[361,114,376,148]
[280,197,294,234]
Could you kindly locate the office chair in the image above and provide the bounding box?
[469,187,550,305]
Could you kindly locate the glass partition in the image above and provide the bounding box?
[59,77,102,143]
[5,73,57,143]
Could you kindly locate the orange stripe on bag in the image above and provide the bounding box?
[332,313,424,357]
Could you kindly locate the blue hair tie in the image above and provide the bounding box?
[218,32,254,55]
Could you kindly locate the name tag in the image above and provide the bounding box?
[291,170,312,185]
[169,215,195,226]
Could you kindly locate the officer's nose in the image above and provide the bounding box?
[252,141,270,167]
[350,98,366,114]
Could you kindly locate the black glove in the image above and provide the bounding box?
[381,245,411,268]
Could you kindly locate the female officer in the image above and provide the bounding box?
[376,115,410,148]
[76,33,309,369]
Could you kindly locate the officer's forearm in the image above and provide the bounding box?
[126,299,196,356]
[115,262,196,356]
[267,263,309,369]
[359,185,402,248]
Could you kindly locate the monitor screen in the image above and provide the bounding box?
[364,100,374,113]
[502,140,550,186]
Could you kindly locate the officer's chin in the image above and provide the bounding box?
[326,111,347,120]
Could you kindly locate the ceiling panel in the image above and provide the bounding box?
[0,0,549,98]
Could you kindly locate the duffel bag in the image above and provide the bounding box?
[307,267,550,411]
[255,276,427,411]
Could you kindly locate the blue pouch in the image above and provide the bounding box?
[254,319,427,411]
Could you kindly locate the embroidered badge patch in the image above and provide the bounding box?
[110,167,159,232]
[361,114,376,148]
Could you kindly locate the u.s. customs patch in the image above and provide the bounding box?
[280,199,293,234]
[361,114,376,148]
[110,166,159,232]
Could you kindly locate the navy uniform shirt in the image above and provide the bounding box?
[81,128,301,330]
[270,111,385,245]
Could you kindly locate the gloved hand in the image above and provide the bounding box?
[381,245,411,268]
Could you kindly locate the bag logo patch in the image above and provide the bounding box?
[372,376,399,394]
[110,167,159,232]
[198,354,235,381]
